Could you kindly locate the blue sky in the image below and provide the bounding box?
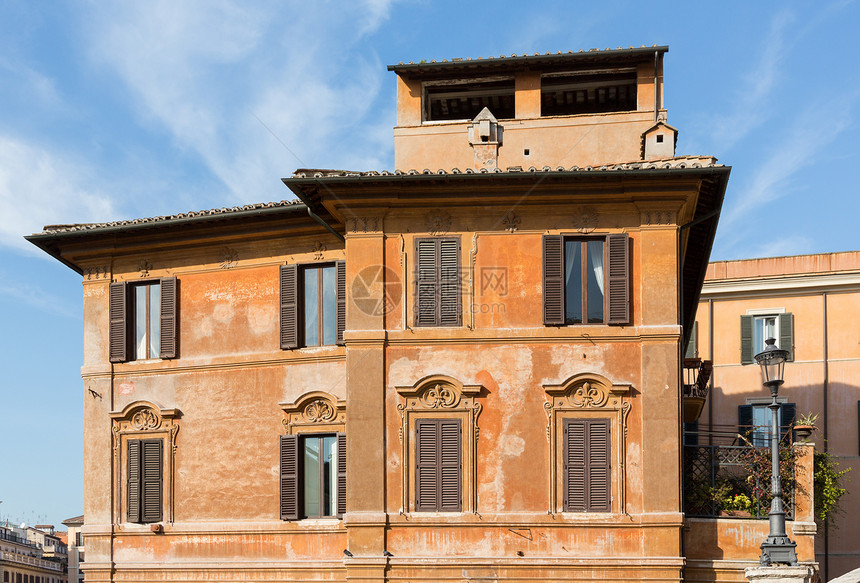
[1,0,858,528]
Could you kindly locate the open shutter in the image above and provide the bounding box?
[415,239,439,327]
[335,261,346,346]
[280,434,299,520]
[141,440,163,523]
[109,282,128,363]
[740,315,754,364]
[415,420,439,511]
[127,440,141,522]
[159,277,178,359]
[738,405,753,437]
[564,419,586,512]
[439,238,461,326]
[685,321,698,359]
[606,233,630,325]
[439,420,461,511]
[779,313,794,362]
[543,235,564,325]
[781,403,796,442]
[336,433,347,518]
[588,420,611,512]
[280,265,298,349]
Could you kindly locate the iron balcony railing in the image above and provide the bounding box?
[683,358,712,399]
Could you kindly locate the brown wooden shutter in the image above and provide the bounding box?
[606,233,630,325]
[415,419,438,511]
[336,261,346,346]
[159,277,178,359]
[740,315,753,364]
[779,313,794,362]
[587,420,611,512]
[141,439,163,523]
[109,282,128,363]
[415,238,439,327]
[127,439,141,522]
[439,238,461,326]
[439,419,462,511]
[336,432,347,518]
[563,419,586,512]
[280,434,299,520]
[280,265,298,350]
[543,235,564,325]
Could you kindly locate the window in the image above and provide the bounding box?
[739,402,796,447]
[543,234,629,326]
[280,433,346,520]
[127,439,162,523]
[685,321,699,359]
[740,313,793,364]
[280,262,345,349]
[109,277,178,362]
[424,78,515,122]
[541,70,637,116]
[563,418,610,512]
[415,419,461,512]
[415,237,461,327]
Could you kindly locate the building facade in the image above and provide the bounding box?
[27,46,820,582]
[691,252,860,580]
[61,517,83,583]
[0,526,67,583]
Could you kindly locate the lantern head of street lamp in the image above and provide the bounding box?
[754,338,789,388]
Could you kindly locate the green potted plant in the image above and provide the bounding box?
[793,412,818,441]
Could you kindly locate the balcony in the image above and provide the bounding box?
[683,357,712,422]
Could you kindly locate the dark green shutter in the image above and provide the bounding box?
[159,277,178,359]
[685,321,698,359]
[543,235,564,325]
[740,315,754,364]
[781,403,796,442]
[606,233,630,325]
[337,432,347,518]
[280,434,299,520]
[141,440,163,523]
[280,265,298,349]
[109,282,128,363]
[335,261,346,346]
[127,440,141,522]
[779,313,794,362]
[738,405,753,437]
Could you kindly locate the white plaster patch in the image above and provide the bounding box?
[247,304,274,335]
[499,434,525,457]
[212,302,233,323]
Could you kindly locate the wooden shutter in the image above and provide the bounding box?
[127,439,141,522]
[543,235,564,325]
[738,405,753,436]
[415,238,439,327]
[336,432,347,518]
[439,238,461,326]
[109,282,128,363]
[335,261,346,346]
[779,313,794,362]
[588,420,611,512]
[439,420,462,511]
[685,321,698,359]
[141,439,163,523]
[279,265,298,350]
[564,419,610,512]
[280,434,299,520]
[740,315,754,364]
[563,419,587,512]
[159,277,178,359]
[415,419,438,511]
[781,403,796,442]
[606,233,630,325]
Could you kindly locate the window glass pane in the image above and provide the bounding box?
[322,436,337,516]
[321,267,336,345]
[753,316,778,354]
[303,438,320,517]
[149,284,161,358]
[586,241,604,323]
[135,286,147,359]
[304,269,320,346]
[564,241,582,323]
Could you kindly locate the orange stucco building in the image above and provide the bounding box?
[27,46,819,582]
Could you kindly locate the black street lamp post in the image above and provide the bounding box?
[754,337,798,566]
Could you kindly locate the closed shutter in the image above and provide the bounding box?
[606,233,630,325]
[336,261,346,346]
[336,433,347,518]
[415,419,438,511]
[127,440,141,522]
[141,440,163,523]
[779,313,794,362]
[685,321,698,359]
[740,315,754,364]
[415,238,438,326]
[563,419,586,512]
[109,282,128,363]
[781,403,796,442]
[543,235,564,325]
[439,238,461,326]
[588,420,611,512]
[280,434,299,520]
[159,277,178,359]
[564,418,610,512]
[439,420,462,511]
[738,404,753,436]
[280,265,298,350]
